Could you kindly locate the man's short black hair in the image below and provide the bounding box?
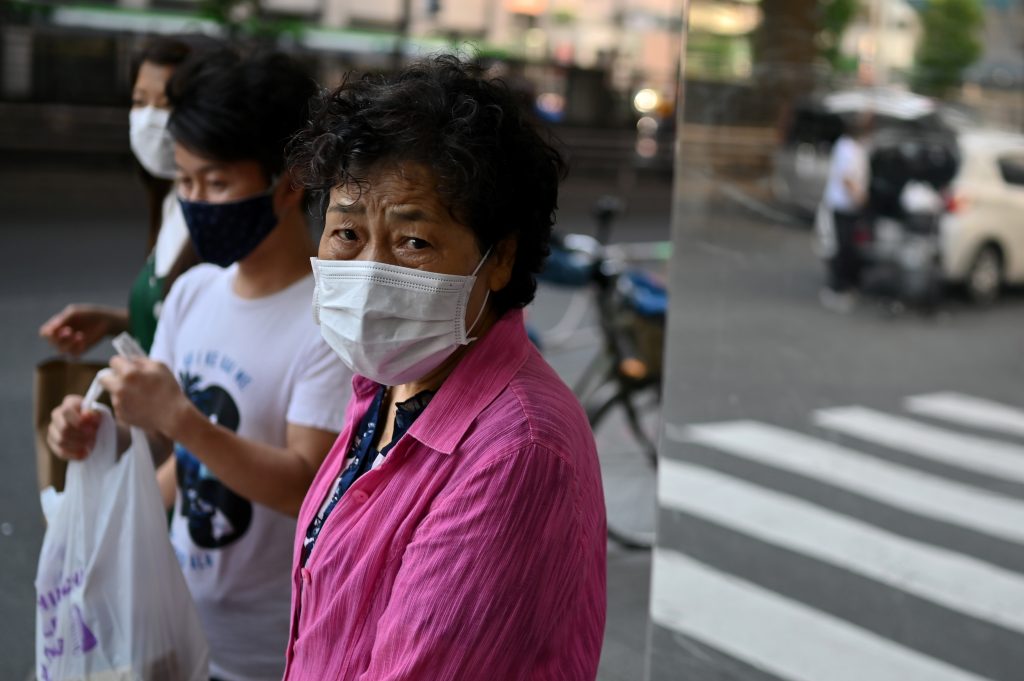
[288,54,567,314]
[168,49,317,179]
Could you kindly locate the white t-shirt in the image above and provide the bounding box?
[150,264,351,681]
[824,135,869,212]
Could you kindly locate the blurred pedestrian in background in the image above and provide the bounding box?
[38,35,210,354]
[821,112,873,312]
[284,54,607,680]
[46,48,352,681]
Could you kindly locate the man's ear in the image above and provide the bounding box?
[275,169,304,212]
[487,237,517,292]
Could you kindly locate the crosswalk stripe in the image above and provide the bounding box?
[814,407,1024,484]
[906,393,1024,439]
[659,460,1024,634]
[651,548,992,681]
[666,420,1024,545]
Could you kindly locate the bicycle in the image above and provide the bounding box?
[536,197,669,550]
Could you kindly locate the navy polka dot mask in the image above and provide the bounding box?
[179,185,279,267]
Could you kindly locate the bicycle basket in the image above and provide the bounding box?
[612,270,667,378]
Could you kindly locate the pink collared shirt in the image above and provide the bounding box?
[284,310,607,680]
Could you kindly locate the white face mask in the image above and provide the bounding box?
[129,106,177,180]
[311,250,491,386]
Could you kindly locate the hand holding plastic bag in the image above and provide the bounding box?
[35,370,208,681]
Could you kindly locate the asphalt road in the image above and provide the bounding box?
[4,158,1023,681]
[649,168,1024,681]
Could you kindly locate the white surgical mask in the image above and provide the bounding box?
[311,250,491,386]
[129,106,176,180]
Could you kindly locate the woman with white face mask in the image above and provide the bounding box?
[283,55,607,681]
[39,36,210,355]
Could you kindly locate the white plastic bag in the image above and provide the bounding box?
[814,201,837,259]
[35,378,209,681]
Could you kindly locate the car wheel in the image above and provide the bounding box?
[966,245,1003,304]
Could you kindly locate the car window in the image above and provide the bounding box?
[997,154,1024,186]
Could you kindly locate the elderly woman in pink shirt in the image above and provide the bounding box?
[281,55,607,680]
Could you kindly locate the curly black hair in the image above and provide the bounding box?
[168,49,317,179]
[287,54,567,314]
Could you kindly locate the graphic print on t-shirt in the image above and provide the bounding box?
[176,371,253,549]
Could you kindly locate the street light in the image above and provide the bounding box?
[634,87,661,113]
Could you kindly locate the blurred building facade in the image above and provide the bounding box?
[1,0,1021,161]
[1,1,682,121]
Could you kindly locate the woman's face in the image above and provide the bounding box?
[319,161,484,276]
[174,144,270,204]
[319,161,515,331]
[132,60,174,110]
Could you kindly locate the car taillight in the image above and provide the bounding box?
[945,192,968,213]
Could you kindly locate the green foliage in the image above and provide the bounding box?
[197,0,242,29]
[912,0,984,96]
[197,0,284,41]
[819,0,859,70]
[552,9,576,25]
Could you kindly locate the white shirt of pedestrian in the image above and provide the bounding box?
[825,135,869,212]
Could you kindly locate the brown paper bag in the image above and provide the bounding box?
[33,358,107,492]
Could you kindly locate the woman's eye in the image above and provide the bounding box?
[407,238,431,250]
[337,228,358,241]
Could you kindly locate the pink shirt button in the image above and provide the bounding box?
[351,489,370,503]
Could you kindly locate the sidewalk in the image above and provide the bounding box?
[532,281,661,681]
[599,549,653,680]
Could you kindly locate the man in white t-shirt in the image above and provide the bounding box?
[821,112,873,310]
[47,51,352,681]
[145,261,347,679]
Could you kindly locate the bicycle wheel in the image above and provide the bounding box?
[586,379,661,550]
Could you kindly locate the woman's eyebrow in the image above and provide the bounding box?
[388,206,427,221]
[328,202,363,214]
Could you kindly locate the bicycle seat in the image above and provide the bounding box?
[618,270,668,318]
[593,195,625,221]
[538,241,598,287]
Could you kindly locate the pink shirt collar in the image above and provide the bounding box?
[348,308,532,455]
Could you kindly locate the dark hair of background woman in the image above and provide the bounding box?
[131,36,193,252]
[132,35,223,291]
[287,54,568,315]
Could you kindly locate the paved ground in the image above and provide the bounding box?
[648,164,1024,681]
